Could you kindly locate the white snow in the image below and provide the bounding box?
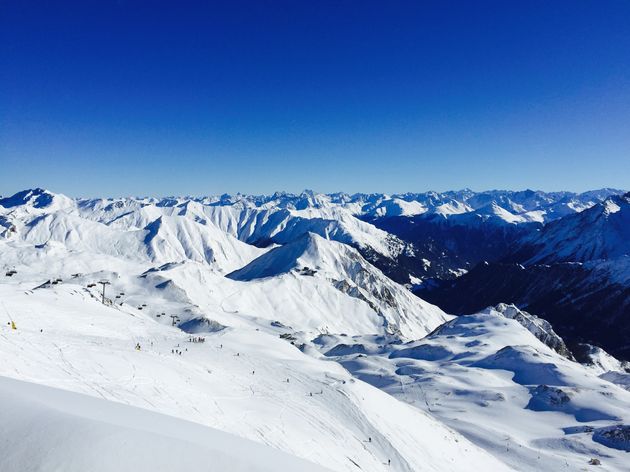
[314,309,630,471]
[228,233,450,339]
[0,375,328,472]
[2,187,629,472]
[0,281,508,472]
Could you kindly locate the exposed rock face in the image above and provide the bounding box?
[574,343,630,373]
[526,385,571,411]
[487,304,573,360]
[592,425,630,452]
[417,261,630,361]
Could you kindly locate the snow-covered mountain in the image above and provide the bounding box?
[3,186,622,283]
[0,274,509,472]
[515,192,630,264]
[313,304,630,471]
[419,192,630,360]
[228,232,450,339]
[357,189,625,281]
[1,187,630,471]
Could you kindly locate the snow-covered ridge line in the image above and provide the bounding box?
[2,187,625,220]
[2,187,624,285]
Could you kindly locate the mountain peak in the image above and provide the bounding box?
[0,188,74,211]
[227,232,336,281]
[0,188,51,208]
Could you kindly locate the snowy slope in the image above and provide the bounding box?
[229,233,451,339]
[0,280,510,472]
[446,201,543,225]
[517,192,630,264]
[420,193,630,359]
[2,186,629,472]
[1,191,266,273]
[313,305,630,471]
[195,203,410,261]
[4,187,623,285]
[359,197,428,218]
[357,188,625,224]
[0,187,74,212]
[0,376,328,472]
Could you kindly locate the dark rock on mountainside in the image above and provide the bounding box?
[362,213,539,280]
[416,194,630,360]
[416,261,630,360]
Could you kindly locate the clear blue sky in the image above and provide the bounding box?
[1,1,629,197]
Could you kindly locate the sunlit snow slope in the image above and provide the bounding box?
[2,187,629,472]
[0,376,328,472]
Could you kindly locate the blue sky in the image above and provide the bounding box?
[1,1,629,197]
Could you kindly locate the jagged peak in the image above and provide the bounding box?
[484,304,573,359]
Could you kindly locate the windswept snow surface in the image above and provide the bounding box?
[0,376,328,472]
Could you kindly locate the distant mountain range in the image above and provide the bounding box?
[2,186,630,470]
[418,191,630,360]
[1,186,628,356]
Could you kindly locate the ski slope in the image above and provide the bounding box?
[0,280,510,472]
[314,306,630,471]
